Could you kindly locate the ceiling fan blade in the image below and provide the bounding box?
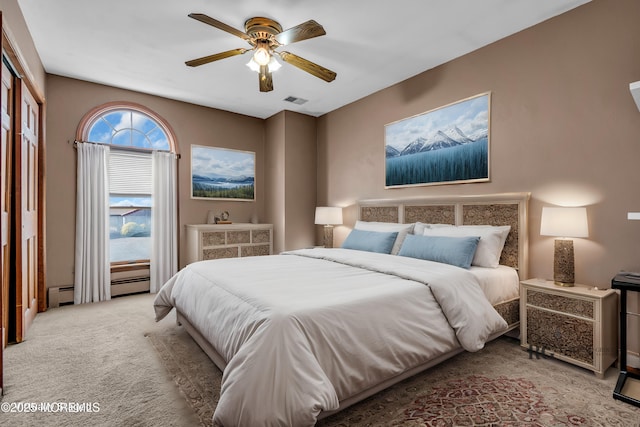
[188,13,250,41]
[275,20,326,45]
[278,51,336,82]
[259,65,273,92]
[185,48,248,67]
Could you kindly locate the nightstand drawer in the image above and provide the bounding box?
[526,290,594,319]
[526,307,593,364]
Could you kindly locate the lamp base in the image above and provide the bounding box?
[553,281,575,287]
[323,225,334,248]
[553,239,575,285]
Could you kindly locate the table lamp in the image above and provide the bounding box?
[540,206,588,286]
[315,207,343,248]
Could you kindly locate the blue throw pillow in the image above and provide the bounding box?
[398,234,480,269]
[341,229,399,254]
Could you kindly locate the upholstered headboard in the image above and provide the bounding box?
[358,192,530,279]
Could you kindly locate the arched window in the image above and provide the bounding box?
[77,102,177,265]
[77,101,176,152]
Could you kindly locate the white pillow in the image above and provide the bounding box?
[412,222,428,235]
[354,221,414,255]
[422,225,511,268]
[413,222,456,235]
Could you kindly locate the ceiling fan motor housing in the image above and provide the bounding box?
[244,17,283,46]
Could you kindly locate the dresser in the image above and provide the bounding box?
[520,278,618,378]
[185,223,273,264]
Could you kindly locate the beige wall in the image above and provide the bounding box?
[265,112,286,252]
[318,0,640,355]
[45,75,265,287]
[265,111,317,253]
[283,111,317,250]
[318,0,640,288]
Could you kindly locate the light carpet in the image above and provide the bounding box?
[1,293,199,426]
[3,293,640,426]
[148,319,640,427]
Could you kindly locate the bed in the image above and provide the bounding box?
[154,192,529,426]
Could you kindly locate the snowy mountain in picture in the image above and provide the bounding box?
[468,128,488,141]
[393,126,486,157]
[399,137,428,156]
[385,145,401,158]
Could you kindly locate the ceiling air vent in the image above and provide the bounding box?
[283,96,308,105]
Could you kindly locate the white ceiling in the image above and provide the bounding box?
[17,0,589,119]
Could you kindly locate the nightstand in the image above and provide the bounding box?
[520,278,618,378]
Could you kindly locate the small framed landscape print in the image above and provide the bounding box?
[191,145,255,201]
[384,92,490,188]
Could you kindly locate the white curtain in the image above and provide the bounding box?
[74,142,111,304]
[151,151,178,293]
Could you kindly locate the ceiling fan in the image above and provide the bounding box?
[185,13,337,92]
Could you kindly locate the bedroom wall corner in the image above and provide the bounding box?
[265,111,317,253]
[265,112,286,253]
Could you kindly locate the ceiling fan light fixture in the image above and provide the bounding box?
[247,55,280,73]
[268,56,281,72]
[252,44,271,66]
[246,58,261,72]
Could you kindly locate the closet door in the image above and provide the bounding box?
[14,81,39,342]
[1,58,14,389]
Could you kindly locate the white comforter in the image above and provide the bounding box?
[154,248,507,427]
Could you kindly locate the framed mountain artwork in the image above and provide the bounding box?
[384,92,490,188]
[191,145,255,201]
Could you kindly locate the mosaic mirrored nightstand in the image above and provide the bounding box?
[520,278,618,378]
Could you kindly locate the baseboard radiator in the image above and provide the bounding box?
[48,267,150,308]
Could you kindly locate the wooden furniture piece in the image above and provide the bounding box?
[520,278,618,378]
[611,273,640,407]
[185,223,273,264]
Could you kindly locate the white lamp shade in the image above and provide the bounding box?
[540,206,588,238]
[315,207,343,225]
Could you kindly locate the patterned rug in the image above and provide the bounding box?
[403,375,579,426]
[146,326,640,427]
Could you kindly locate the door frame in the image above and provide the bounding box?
[1,17,47,335]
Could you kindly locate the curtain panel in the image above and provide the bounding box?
[74,142,111,304]
[151,151,178,293]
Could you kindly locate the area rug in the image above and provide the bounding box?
[146,325,640,427]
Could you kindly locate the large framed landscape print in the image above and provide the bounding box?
[191,145,255,201]
[385,92,490,188]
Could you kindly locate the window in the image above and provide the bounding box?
[78,102,176,264]
[107,151,152,263]
[87,109,171,150]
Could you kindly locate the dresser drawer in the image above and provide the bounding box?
[186,223,273,263]
[202,231,226,247]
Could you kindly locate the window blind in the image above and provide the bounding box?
[108,150,152,195]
